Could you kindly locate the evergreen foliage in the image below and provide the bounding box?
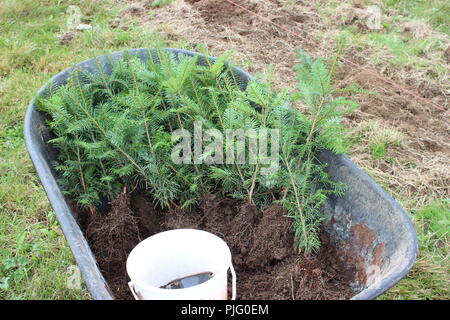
[37,48,358,254]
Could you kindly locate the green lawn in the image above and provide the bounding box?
[0,0,448,299]
[384,0,450,35]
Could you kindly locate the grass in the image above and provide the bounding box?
[383,0,450,35]
[379,199,449,300]
[0,118,89,298]
[0,0,448,299]
[415,200,449,241]
[363,121,403,159]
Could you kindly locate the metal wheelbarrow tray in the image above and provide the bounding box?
[24,48,417,300]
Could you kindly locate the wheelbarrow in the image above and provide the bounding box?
[24,48,417,300]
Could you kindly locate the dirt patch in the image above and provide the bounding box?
[81,192,354,300]
[119,0,151,19]
[245,203,293,269]
[337,65,449,204]
[337,67,447,132]
[186,0,255,25]
[57,31,77,46]
[128,0,324,88]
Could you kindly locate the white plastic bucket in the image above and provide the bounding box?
[126,229,236,300]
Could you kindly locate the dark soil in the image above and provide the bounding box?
[84,193,141,299]
[81,191,354,300]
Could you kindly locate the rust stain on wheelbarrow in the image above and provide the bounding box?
[326,214,386,291]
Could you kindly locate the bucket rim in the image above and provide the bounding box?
[126,228,232,295]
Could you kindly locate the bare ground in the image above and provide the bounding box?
[84,191,353,300]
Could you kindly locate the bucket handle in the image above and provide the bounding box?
[229,263,237,300]
[128,263,237,300]
[128,281,142,300]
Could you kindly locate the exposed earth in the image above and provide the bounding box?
[82,192,353,300]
